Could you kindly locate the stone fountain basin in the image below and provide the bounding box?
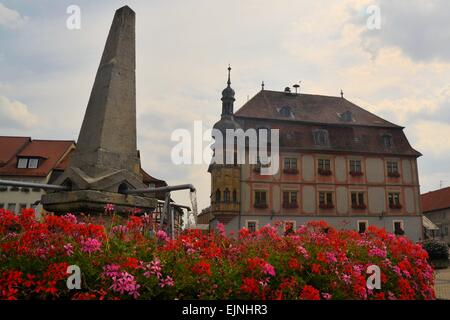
[41,189,157,214]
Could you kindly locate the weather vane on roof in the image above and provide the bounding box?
[293,81,301,94]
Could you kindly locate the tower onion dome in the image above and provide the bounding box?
[213,65,240,133]
[221,65,235,100]
[212,115,241,132]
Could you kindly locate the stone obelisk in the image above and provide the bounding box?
[42,6,156,213]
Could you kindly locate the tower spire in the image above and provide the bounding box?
[221,65,235,117]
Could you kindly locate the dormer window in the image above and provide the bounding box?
[340,111,352,122]
[313,129,329,146]
[17,157,40,169]
[382,134,393,148]
[279,106,294,118]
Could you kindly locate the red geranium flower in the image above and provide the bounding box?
[241,277,259,295]
[192,260,212,276]
[300,285,320,300]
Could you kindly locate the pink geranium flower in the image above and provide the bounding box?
[81,237,102,254]
[110,271,140,298]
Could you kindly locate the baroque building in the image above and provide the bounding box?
[203,68,424,241]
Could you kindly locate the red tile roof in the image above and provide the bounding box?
[54,149,74,171]
[141,169,167,186]
[235,90,401,127]
[0,136,30,166]
[421,187,450,213]
[0,138,75,177]
[233,90,421,157]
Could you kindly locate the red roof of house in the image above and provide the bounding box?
[233,90,421,157]
[235,90,400,128]
[0,138,75,177]
[0,136,30,166]
[421,187,450,213]
[54,149,74,171]
[141,169,167,186]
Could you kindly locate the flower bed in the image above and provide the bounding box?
[0,209,435,300]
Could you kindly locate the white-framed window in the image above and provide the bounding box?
[245,220,259,233]
[17,158,28,168]
[16,157,40,169]
[357,220,368,233]
[349,160,362,173]
[319,191,333,206]
[284,158,297,170]
[282,191,298,208]
[318,159,331,171]
[351,192,366,209]
[393,220,404,235]
[388,192,401,209]
[254,190,268,208]
[7,203,16,212]
[0,203,4,209]
[386,161,400,176]
[284,220,296,233]
[28,158,39,168]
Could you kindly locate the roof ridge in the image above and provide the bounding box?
[262,89,342,99]
[235,89,402,128]
[0,136,31,139]
[30,139,75,142]
[422,186,450,195]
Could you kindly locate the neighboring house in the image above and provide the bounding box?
[421,187,450,243]
[0,136,177,220]
[198,206,212,225]
[0,137,75,217]
[203,69,424,241]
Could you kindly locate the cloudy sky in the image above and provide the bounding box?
[1,0,450,210]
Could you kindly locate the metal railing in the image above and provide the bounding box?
[0,179,69,191]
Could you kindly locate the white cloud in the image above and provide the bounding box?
[0,3,27,28]
[359,0,450,62]
[412,120,450,156]
[0,95,38,129]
